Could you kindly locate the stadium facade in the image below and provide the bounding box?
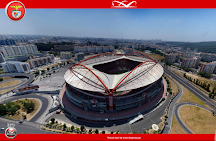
[62,52,164,119]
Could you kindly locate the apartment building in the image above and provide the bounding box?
[124,47,133,55]
[28,54,54,68]
[181,57,201,68]
[165,53,179,63]
[60,52,72,59]
[74,46,114,53]
[200,53,216,62]
[0,53,5,63]
[1,61,31,73]
[200,61,216,74]
[0,45,38,57]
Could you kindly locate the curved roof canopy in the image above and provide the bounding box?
[64,52,164,93]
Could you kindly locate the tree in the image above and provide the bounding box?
[41,70,45,74]
[9,107,17,115]
[206,84,211,92]
[51,118,55,124]
[89,129,92,133]
[111,131,113,134]
[0,104,7,116]
[34,71,40,75]
[95,129,99,134]
[47,68,50,71]
[80,125,85,132]
[71,125,74,131]
[76,127,80,133]
[0,77,3,81]
[183,73,186,78]
[184,67,190,72]
[202,82,206,89]
[24,101,35,113]
[23,115,26,119]
[6,102,14,109]
[102,131,105,134]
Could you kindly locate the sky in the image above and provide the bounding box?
[1,9,216,42]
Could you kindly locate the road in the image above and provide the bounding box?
[164,68,216,111]
[48,93,171,133]
[162,74,183,134]
[0,117,53,134]
[0,93,49,122]
[174,102,215,134]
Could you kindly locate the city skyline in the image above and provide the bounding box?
[1,9,216,42]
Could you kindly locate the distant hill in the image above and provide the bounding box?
[156,41,216,53]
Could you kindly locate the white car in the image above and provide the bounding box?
[1,128,5,131]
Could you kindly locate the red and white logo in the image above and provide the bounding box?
[5,1,26,21]
[112,0,137,8]
[5,123,17,139]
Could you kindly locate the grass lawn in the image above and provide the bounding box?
[148,54,165,61]
[179,105,216,134]
[164,75,179,98]
[5,99,40,121]
[170,113,187,134]
[0,80,21,88]
[173,69,216,93]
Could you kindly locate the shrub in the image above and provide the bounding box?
[51,118,55,124]
[71,125,74,131]
[95,129,99,134]
[80,125,85,132]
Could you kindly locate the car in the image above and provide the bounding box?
[19,119,24,123]
[1,128,5,131]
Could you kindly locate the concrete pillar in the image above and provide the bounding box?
[108,93,113,112]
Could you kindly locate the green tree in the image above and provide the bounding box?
[80,125,85,132]
[41,70,45,74]
[63,123,67,129]
[71,125,74,131]
[0,77,3,81]
[102,131,105,134]
[47,68,50,71]
[0,104,7,116]
[51,118,55,124]
[6,102,14,109]
[24,101,35,113]
[89,129,92,133]
[95,129,99,134]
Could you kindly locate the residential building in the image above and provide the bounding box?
[165,53,179,63]
[60,52,72,59]
[53,45,74,51]
[75,52,84,61]
[0,39,16,45]
[200,61,216,74]
[28,54,54,68]
[124,47,133,55]
[1,61,31,73]
[0,53,5,63]
[74,46,114,53]
[0,45,38,57]
[181,57,201,68]
[200,53,216,62]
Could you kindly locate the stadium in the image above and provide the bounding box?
[61,52,165,121]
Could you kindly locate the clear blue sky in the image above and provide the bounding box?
[1,9,216,42]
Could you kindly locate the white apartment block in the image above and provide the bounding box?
[0,45,38,57]
[28,54,54,68]
[74,46,114,53]
[60,52,72,59]
[0,53,5,63]
[1,61,31,73]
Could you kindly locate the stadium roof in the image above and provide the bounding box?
[64,52,164,93]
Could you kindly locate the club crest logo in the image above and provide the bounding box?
[5,123,17,139]
[112,0,137,8]
[5,1,26,21]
